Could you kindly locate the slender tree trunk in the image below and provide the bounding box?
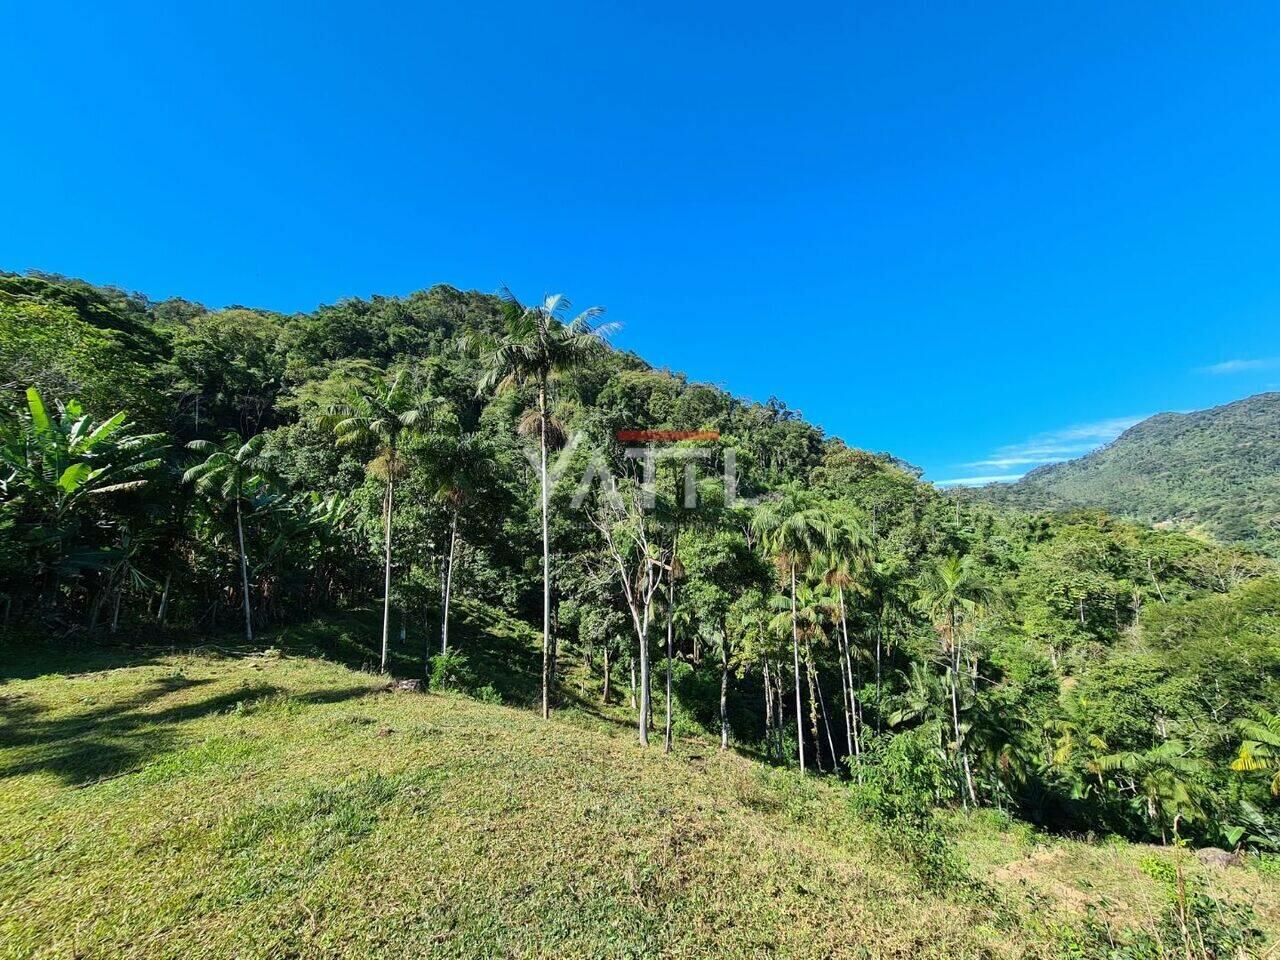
[157,571,172,625]
[539,381,552,719]
[638,566,653,746]
[837,587,862,768]
[664,538,677,755]
[380,471,394,673]
[236,499,254,644]
[790,563,805,773]
[804,645,824,771]
[638,629,651,746]
[629,656,637,709]
[719,644,730,750]
[602,643,612,704]
[441,510,458,654]
[775,662,788,763]
[947,611,974,807]
[875,620,883,732]
[763,660,775,760]
[838,646,854,765]
[110,583,123,633]
[814,657,837,771]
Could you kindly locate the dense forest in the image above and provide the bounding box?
[3,269,1279,856]
[968,393,1280,557]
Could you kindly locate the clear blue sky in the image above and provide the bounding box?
[3,2,1279,484]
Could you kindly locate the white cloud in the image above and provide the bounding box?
[930,414,1146,488]
[1201,357,1280,375]
[965,416,1144,470]
[933,474,1025,488]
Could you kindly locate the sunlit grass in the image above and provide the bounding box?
[1,616,1274,959]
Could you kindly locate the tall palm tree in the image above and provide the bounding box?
[184,433,269,643]
[866,554,908,728]
[329,373,440,673]
[768,581,835,770]
[752,498,833,773]
[468,289,614,718]
[820,516,872,767]
[915,553,998,806]
[433,431,489,657]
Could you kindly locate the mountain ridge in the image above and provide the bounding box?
[968,392,1280,554]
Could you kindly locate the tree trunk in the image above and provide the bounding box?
[763,660,775,760]
[875,620,883,732]
[664,539,677,755]
[638,566,653,746]
[790,563,805,773]
[719,645,730,750]
[236,499,254,644]
[602,643,612,704]
[441,510,458,654]
[814,657,837,769]
[947,610,974,807]
[380,470,394,673]
[110,583,123,633]
[629,656,637,709]
[775,662,787,763]
[838,646,854,767]
[804,645,824,772]
[539,381,552,719]
[838,588,861,770]
[157,571,172,625]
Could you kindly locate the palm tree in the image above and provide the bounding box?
[329,373,440,673]
[819,517,872,768]
[1231,710,1280,796]
[768,581,835,771]
[433,432,490,657]
[866,554,908,728]
[1096,741,1204,844]
[468,289,614,718]
[752,498,833,773]
[915,553,998,806]
[184,433,269,643]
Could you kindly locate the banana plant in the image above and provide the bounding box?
[0,388,163,582]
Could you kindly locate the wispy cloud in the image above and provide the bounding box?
[931,414,1146,488]
[1200,357,1280,375]
[933,474,1024,488]
[965,416,1145,471]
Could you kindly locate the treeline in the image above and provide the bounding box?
[2,270,1278,852]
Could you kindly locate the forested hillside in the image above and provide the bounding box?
[968,394,1280,556]
[3,268,1279,880]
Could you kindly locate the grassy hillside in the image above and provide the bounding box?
[2,616,1277,959]
[969,393,1280,554]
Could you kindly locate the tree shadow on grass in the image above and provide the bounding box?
[0,675,375,787]
[0,637,173,684]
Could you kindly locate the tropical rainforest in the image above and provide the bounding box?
[3,270,1280,956]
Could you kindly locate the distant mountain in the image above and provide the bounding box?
[966,393,1280,555]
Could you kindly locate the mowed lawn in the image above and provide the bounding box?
[1,637,1276,959]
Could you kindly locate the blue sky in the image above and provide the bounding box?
[3,2,1278,484]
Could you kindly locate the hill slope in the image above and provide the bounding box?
[2,626,1277,959]
[970,393,1280,554]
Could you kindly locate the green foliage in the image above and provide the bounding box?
[2,270,1278,860]
[428,648,475,690]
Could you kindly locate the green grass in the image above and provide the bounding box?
[2,613,1276,959]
